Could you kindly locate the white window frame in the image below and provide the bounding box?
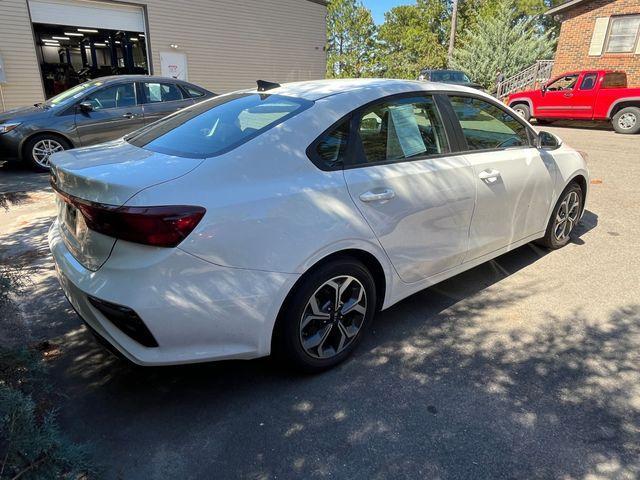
[604,15,640,54]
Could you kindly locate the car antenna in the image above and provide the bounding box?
[257,80,280,92]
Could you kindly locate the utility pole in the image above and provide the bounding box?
[448,0,459,67]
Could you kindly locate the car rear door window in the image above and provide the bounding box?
[142,82,185,103]
[449,96,531,151]
[354,95,448,165]
[84,83,136,110]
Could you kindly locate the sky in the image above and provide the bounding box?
[361,0,416,24]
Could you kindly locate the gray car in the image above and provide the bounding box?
[418,69,485,90]
[0,75,214,171]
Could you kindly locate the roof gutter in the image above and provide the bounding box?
[545,0,589,16]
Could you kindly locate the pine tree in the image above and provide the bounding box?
[377,0,449,79]
[326,0,378,78]
[451,0,555,90]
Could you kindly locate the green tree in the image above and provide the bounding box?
[326,0,378,78]
[377,0,449,79]
[451,0,555,90]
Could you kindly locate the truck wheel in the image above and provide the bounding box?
[612,107,640,134]
[512,104,531,121]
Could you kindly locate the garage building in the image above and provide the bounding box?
[0,0,327,111]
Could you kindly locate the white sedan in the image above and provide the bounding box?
[48,79,588,372]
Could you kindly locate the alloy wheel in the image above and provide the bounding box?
[299,275,367,359]
[618,112,637,131]
[514,107,526,118]
[553,190,580,242]
[32,139,64,168]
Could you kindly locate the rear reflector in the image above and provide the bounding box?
[52,183,205,248]
[87,295,159,348]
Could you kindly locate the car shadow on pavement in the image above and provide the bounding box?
[29,209,621,480]
[535,119,612,131]
[0,160,50,194]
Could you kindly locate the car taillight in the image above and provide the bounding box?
[53,184,205,247]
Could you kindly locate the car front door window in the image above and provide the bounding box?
[84,83,137,110]
[449,96,531,150]
[546,75,578,91]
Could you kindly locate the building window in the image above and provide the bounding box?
[605,15,640,53]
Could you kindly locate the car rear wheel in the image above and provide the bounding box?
[536,182,583,249]
[512,104,531,121]
[612,107,640,134]
[274,258,376,372]
[24,134,71,172]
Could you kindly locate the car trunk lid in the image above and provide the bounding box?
[50,140,204,271]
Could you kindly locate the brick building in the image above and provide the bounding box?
[547,0,640,86]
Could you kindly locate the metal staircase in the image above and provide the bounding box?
[497,60,555,98]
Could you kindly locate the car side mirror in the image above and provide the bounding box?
[537,130,562,150]
[78,101,94,113]
[541,85,547,94]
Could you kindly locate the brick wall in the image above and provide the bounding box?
[551,0,640,86]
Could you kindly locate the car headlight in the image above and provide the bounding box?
[0,122,22,134]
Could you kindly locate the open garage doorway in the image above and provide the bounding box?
[28,0,149,99]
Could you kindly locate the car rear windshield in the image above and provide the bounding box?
[127,93,313,158]
[431,71,470,83]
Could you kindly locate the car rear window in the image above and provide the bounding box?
[602,72,627,89]
[127,93,312,158]
[430,71,470,83]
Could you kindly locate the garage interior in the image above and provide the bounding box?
[28,0,149,99]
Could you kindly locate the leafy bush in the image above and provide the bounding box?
[0,262,95,479]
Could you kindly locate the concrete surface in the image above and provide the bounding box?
[0,124,639,479]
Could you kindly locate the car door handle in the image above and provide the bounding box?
[359,188,396,203]
[478,169,501,182]
[122,112,137,119]
[563,93,573,98]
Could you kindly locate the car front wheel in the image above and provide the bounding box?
[537,182,583,249]
[274,258,376,372]
[24,134,71,172]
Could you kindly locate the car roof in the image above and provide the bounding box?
[243,78,481,101]
[92,75,205,87]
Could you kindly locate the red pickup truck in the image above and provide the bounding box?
[507,70,640,134]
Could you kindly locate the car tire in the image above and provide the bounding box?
[24,134,71,172]
[512,104,531,121]
[536,182,583,250]
[612,106,640,134]
[274,257,377,373]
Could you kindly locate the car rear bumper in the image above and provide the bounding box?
[48,219,300,365]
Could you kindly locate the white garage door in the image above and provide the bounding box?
[28,0,145,32]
